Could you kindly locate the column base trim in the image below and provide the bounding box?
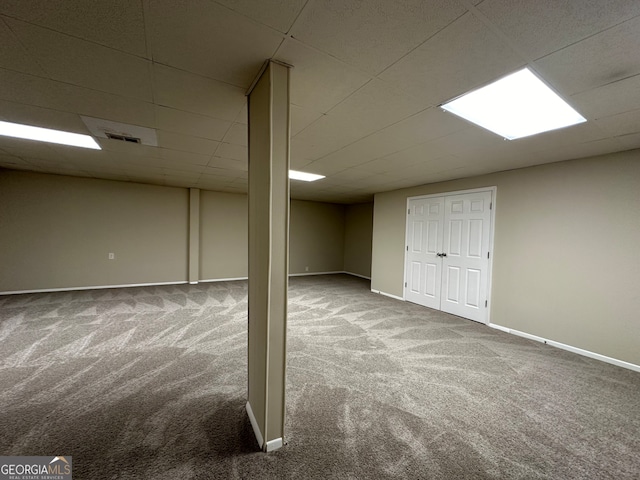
[245,401,263,451]
[265,438,283,452]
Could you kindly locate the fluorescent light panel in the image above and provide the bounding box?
[0,120,101,150]
[289,170,325,182]
[441,68,586,140]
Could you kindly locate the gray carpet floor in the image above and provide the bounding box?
[0,274,638,479]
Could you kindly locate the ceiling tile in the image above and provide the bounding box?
[0,17,44,76]
[289,156,313,170]
[326,169,377,184]
[477,0,640,60]
[223,123,248,146]
[0,100,90,134]
[214,0,307,33]
[153,64,245,121]
[51,143,114,162]
[96,138,158,158]
[311,107,469,169]
[274,38,371,113]
[207,156,247,171]
[572,74,640,119]
[616,132,640,150]
[201,166,243,179]
[511,121,611,153]
[235,103,248,124]
[215,143,247,162]
[158,149,211,166]
[595,108,640,137]
[25,161,89,177]
[290,0,467,74]
[147,0,283,87]
[292,78,429,160]
[533,137,623,162]
[0,69,156,127]
[0,0,147,57]
[0,136,66,162]
[107,155,171,170]
[0,1,637,203]
[291,105,324,136]
[379,12,525,106]
[6,18,153,102]
[303,147,371,175]
[156,130,219,156]
[159,167,204,179]
[0,153,31,168]
[421,127,512,157]
[155,106,231,141]
[536,15,640,96]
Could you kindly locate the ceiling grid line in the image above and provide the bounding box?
[0,0,638,201]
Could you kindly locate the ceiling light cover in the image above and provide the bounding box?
[289,170,325,182]
[441,68,586,140]
[0,121,101,150]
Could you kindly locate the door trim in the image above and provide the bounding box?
[403,186,497,325]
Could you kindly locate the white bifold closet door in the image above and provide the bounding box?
[405,190,492,323]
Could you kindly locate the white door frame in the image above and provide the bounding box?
[403,186,497,325]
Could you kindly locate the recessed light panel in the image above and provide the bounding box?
[441,68,586,140]
[0,120,101,149]
[289,170,325,182]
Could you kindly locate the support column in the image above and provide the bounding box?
[246,60,290,452]
[188,188,200,284]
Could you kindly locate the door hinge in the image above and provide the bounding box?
[487,252,490,259]
[485,300,488,307]
[408,208,410,214]
[405,282,407,287]
[490,202,492,210]
[406,245,409,251]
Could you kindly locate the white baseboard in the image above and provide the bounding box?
[489,324,510,334]
[288,271,344,277]
[245,401,264,451]
[0,280,188,296]
[344,271,371,280]
[489,324,640,373]
[371,289,404,301]
[199,276,248,283]
[2,272,371,295]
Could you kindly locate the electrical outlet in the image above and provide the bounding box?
[108,253,115,260]
[305,266,309,272]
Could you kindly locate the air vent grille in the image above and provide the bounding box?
[105,132,141,144]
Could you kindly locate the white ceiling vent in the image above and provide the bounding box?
[105,132,141,143]
[81,116,158,146]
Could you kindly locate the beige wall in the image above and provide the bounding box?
[200,195,348,279]
[372,150,640,365]
[0,170,359,293]
[200,191,248,280]
[289,200,345,274]
[344,203,374,278]
[0,170,189,292]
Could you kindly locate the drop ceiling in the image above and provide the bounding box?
[0,0,639,204]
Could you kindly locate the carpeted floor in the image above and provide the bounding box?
[0,274,638,479]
